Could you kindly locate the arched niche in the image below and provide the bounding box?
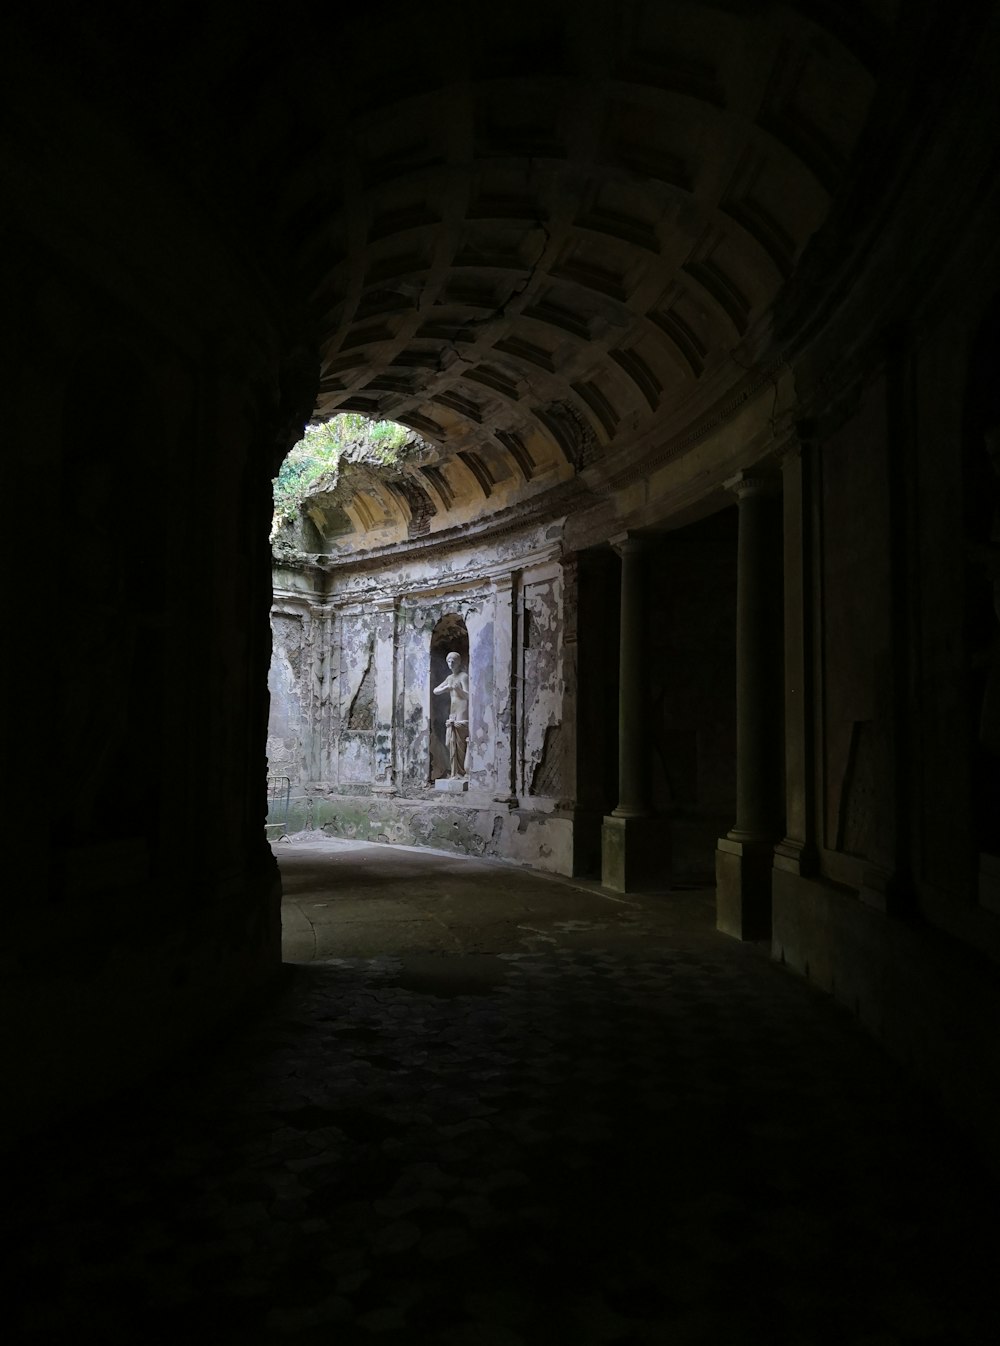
[429,613,469,783]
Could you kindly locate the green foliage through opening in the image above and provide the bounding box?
[272,413,411,533]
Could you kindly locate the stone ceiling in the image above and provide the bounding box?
[77,0,890,554]
[261,0,889,551]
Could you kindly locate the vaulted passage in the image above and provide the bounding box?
[5,1,1000,1338]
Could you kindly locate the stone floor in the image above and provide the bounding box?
[6,837,997,1344]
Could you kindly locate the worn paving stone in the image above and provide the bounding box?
[3,840,998,1344]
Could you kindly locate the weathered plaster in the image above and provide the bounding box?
[306,795,573,875]
[266,612,304,781]
[520,566,565,800]
[266,523,578,871]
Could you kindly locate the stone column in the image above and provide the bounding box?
[614,536,649,818]
[492,573,518,804]
[861,329,916,916]
[602,533,661,891]
[306,601,333,786]
[559,553,584,864]
[372,597,398,795]
[774,432,817,878]
[716,471,782,939]
[559,552,579,812]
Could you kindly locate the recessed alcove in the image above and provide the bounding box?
[429,613,469,785]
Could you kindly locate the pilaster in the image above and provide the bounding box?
[372,596,398,795]
[773,432,818,878]
[602,533,662,892]
[492,573,518,804]
[612,534,650,820]
[716,471,783,939]
[559,552,580,813]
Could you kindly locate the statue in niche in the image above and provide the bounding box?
[433,651,470,777]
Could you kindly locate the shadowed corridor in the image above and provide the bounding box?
[5,840,996,1345]
[6,5,1000,1341]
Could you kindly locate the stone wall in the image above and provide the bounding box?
[2,58,317,1141]
[772,307,1000,1159]
[647,512,738,884]
[267,528,576,872]
[270,511,737,885]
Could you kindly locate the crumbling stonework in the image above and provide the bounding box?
[269,523,575,871]
[520,570,563,800]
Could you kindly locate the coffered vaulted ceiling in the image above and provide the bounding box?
[254,1,894,546]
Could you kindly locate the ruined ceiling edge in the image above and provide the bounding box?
[273,477,595,578]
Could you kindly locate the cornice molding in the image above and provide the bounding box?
[278,478,587,578]
[723,469,780,499]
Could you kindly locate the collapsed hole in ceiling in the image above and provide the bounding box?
[273,413,431,553]
[271,398,580,559]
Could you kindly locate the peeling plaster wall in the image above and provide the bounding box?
[470,615,495,788]
[337,613,376,788]
[266,613,305,783]
[266,525,578,872]
[399,608,433,791]
[269,572,332,788]
[356,591,496,792]
[520,567,564,800]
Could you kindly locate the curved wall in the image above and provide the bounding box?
[269,523,576,873]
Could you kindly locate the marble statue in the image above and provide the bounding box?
[433,651,470,777]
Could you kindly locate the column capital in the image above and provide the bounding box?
[779,438,804,471]
[723,469,780,500]
[777,418,822,470]
[610,530,647,557]
[794,416,820,444]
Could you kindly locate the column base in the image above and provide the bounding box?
[716,835,773,940]
[434,777,468,793]
[980,852,1000,915]
[773,837,817,876]
[858,864,910,916]
[572,808,605,879]
[602,814,665,893]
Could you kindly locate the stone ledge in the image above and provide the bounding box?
[292,793,575,875]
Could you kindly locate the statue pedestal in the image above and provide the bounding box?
[435,777,468,793]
